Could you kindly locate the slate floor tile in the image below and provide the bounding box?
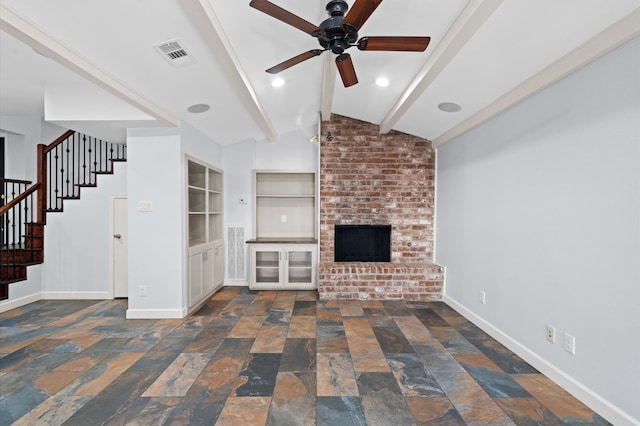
[357,372,414,425]
[405,395,466,425]
[280,338,316,372]
[233,353,282,397]
[386,352,444,397]
[266,372,316,426]
[0,292,612,425]
[316,353,359,396]
[142,352,212,397]
[293,300,317,316]
[12,395,92,426]
[287,316,316,338]
[514,374,608,424]
[346,336,390,372]
[463,364,532,398]
[339,300,365,317]
[316,325,349,353]
[217,396,271,426]
[251,325,288,353]
[372,324,415,353]
[316,396,366,426]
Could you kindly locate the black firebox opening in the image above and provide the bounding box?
[334,224,391,262]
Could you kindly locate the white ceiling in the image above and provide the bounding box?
[1,0,638,146]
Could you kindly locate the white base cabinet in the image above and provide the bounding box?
[188,240,224,308]
[250,243,316,290]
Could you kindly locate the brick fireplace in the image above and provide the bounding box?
[318,114,444,300]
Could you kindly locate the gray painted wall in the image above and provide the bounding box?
[435,38,639,423]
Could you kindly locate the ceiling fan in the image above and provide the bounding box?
[249,0,431,87]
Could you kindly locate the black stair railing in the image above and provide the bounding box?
[0,178,32,248]
[40,130,127,214]
[1,178,32,206]
[0,184,39,283]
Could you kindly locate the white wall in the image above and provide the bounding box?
[42,162,127,297]
[2,132,26,180]
[435,38,640,425]
[223,126,319,284]
[0,116,66,182]
[223,139,255,284]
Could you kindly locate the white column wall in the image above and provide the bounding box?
[435,38,640,424]
[126,128,185,318]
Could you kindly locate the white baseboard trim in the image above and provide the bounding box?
[0,292,41,313]
[443,295,639,426]
[41,291,111,300]
[126,308,187,319]
[223,280,248,287]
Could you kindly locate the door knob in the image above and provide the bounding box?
[114,234,122,239]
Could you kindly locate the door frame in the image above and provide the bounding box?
[109,194,128,299]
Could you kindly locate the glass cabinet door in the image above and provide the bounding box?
[287,250,313,284]
[254,249,281,284]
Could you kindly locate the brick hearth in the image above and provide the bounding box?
[319,114,444,300]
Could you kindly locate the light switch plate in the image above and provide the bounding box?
[138,201,153,212]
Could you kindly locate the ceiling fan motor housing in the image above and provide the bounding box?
[319,0,358,54]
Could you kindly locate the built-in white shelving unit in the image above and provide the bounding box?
[187,157,224,308]
[248,170,317,290]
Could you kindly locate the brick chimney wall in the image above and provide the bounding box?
[319,114,443,300]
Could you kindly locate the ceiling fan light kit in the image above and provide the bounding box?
[249,0,431,87]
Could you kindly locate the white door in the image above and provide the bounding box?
[112,196,128,298]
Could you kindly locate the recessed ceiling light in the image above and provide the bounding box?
[187,103,210,114]
[375,77,389,87]
[438,102,462,112]
[271,78,285,88]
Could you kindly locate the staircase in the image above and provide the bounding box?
[0,131,126,300]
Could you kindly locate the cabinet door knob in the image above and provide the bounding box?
[114,234,122,239]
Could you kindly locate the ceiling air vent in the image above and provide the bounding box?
[153,38,195,68]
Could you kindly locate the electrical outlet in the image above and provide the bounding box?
[564,333,576,355]
[281,215,287,223]
[546,325,556,343]
[139,285,147,297]
[479,291,486,304]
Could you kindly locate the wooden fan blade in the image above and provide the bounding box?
[357,36,431,52]
[342,0,383,32]
[266,49,324,74]
[335,53,358,87]
[250,0,322,36]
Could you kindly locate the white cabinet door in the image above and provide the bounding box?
[213,240,224,289]
[203,245,215,294]
[188,248,203,307]
[285,246,316,290]
[251,245,283,289]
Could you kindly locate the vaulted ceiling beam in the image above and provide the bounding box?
[379,0,504,134]
[179,0,278,142]
[0,4,179,127]
[320,52,337,121]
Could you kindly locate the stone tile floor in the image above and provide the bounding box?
[0,287,610,425]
